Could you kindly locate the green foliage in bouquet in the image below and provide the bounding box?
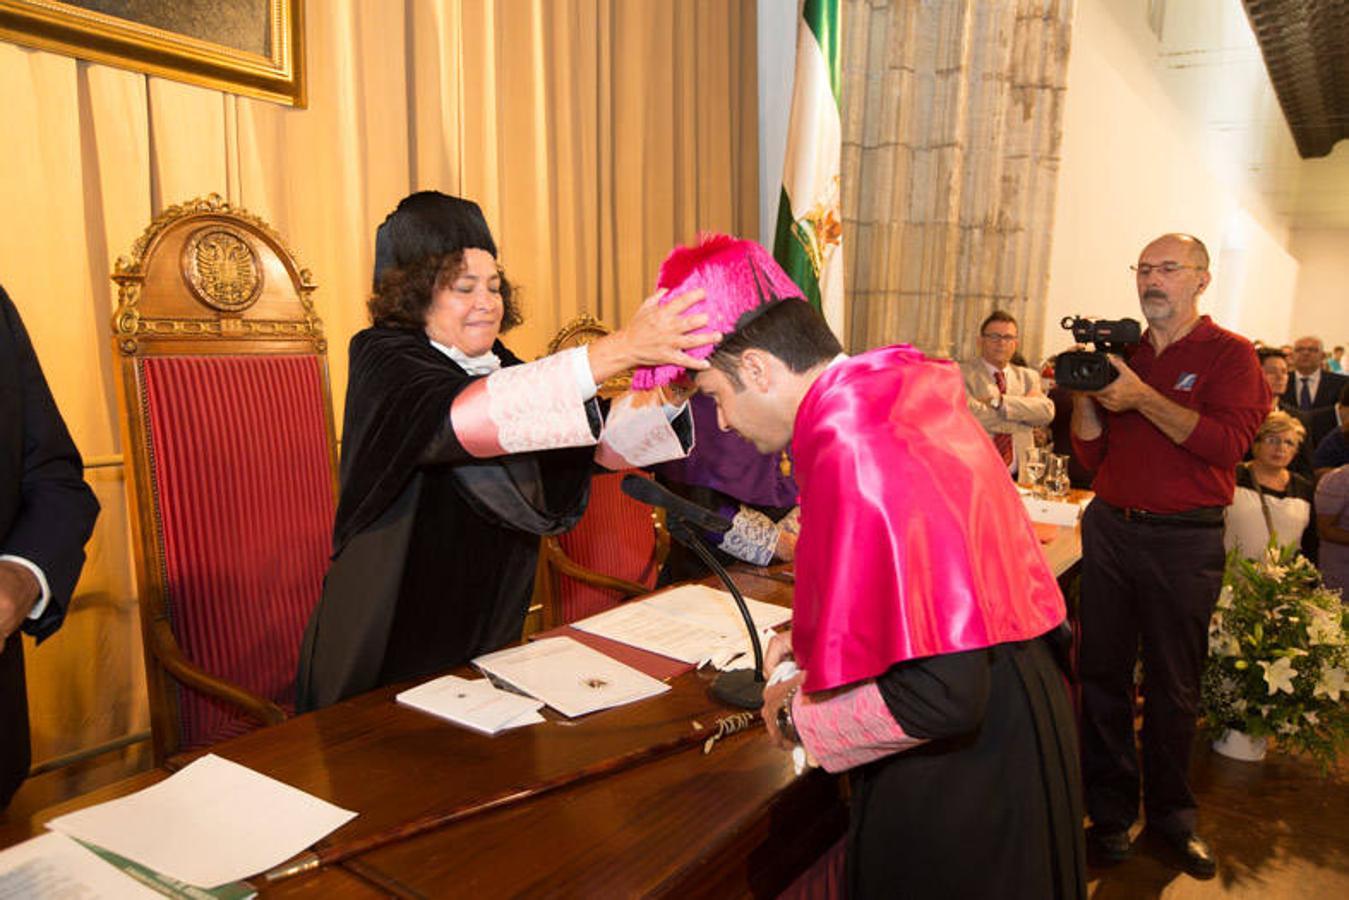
[1201,543,1347,770]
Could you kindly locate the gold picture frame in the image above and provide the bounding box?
[0,0,305,107]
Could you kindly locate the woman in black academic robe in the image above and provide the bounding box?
[297,191,708,710]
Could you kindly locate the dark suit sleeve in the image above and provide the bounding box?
[0,287,99,642]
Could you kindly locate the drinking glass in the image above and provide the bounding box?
[1044,454,1070,498]
[1020,446,1047,493]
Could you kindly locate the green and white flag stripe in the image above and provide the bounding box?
[772,0,844,338]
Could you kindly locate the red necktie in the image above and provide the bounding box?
[993,370,1013,466]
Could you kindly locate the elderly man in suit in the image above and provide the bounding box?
[1284,336,1349,448]
[1,284,99,809]
[960,310,1055,480]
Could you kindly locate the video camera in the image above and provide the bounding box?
[1052,316,1142,391]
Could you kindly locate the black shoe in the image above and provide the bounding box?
[1086,826,1132,865]
[1146,829,1217,879]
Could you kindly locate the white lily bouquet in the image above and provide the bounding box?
[1200,544,1348,770]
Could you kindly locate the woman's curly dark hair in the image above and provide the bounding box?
[367,251,523,332]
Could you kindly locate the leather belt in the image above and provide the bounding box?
[1098,500,1224,527]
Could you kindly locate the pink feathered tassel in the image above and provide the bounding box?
[631,234,805,390]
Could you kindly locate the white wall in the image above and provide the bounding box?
[757,0,796,249]
[1042,0,1298,359]
[1288,229,1349,349]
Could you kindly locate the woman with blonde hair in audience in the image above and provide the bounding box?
[1224,410,1316,560]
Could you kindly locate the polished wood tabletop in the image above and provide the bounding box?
[1,535,1082,897]
[1,570,845,897]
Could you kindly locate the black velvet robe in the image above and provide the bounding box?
[296,326,597,711]
[847,636,1086,900]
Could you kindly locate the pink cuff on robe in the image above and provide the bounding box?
[452,352,597,457]
[594,392,690,469]
[792,680,927,773]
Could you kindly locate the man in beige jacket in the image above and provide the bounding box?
[960,310,1054,481]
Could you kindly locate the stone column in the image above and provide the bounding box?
[841,0,1075,364]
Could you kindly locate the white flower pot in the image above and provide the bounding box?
[1212,729,1268,761]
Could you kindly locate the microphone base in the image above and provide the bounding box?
[711,668,766,709]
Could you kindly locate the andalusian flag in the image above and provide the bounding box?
[773,0,843,338]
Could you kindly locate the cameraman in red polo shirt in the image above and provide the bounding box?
[1070,234,1268,880]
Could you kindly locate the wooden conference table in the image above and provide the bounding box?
[2,526,1082,898]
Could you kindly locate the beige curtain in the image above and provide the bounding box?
[841,0,1074,364]
[0,0,756,789]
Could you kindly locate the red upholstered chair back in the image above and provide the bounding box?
[532,318,668,630]
[549,470,666,625]
[110,195,338,763]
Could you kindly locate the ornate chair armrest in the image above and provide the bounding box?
[148,619,287,727]
[540,537,651,599]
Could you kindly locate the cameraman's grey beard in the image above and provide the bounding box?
[1143,288,1167,300]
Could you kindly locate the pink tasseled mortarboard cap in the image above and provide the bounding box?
[631,234,806,389]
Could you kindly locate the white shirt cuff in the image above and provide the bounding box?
[572,346,599,402]
[0,554,52,621]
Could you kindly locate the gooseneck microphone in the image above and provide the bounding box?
[619,474,733,534]
[620,474,766,709]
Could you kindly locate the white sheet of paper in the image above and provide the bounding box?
[572,584,790,665]
[397,674,546,735]
[571,601,726,663]
[474,636,670,718]
[47,754,357,889]
[641,584,792,633]
[0,831,162,899]
[1022,495,1083,526]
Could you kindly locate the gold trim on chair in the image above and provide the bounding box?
[112,194,324,355]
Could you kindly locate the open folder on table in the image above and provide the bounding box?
[473,636,670,718]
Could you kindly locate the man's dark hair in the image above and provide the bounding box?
[979,310,1018,335]
[1339,383,1349,406]
[367,251,522,332]
[1257,347,1289,364]
[709,299,842,388]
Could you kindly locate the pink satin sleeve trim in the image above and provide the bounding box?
[594,392,689,469]
[450,354,597,458]
[793,680,926,774]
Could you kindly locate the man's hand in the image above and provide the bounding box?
[0,560,40,642]
[1088,354,1152,413]
[761,669,806,751]
[774,529,797,562]
[1091,353,1199,445]
[763,630,794,677]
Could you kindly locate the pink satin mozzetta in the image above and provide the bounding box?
[791,346,1066,693]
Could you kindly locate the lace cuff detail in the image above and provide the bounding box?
[793,680,927,773]
[718,507,778,566]
[594,391,692,469]
[451,350,599,457]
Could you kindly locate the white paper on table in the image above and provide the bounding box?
[47,754,357,889]
[571,601,726,664]
[473,636,670,718]
[1021,495,1083,527]
[0,831,162,899]
[397,674,546,735]
[640,584,791,633]
[571,583,790,666]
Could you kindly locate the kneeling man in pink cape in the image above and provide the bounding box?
[634,235,1086,900]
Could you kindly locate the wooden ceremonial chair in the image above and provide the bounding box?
[110,195,338,764]
[532,315,670,630]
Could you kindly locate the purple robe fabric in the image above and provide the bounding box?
[654,394,798,508]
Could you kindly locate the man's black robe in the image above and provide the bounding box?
[847,637,1086,899]
[296,327,597,711]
